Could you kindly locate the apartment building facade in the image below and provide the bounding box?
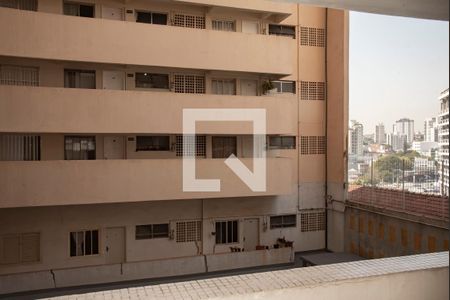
[0,0,348,291]
[438,88,449,196]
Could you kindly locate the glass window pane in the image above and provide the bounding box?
[153,224,169,238]
[70,232,77,257]
[85,230,92,255]
[152,13,167,25]
[232,221,238,243]
[136,11,152,23]
[92,230,99,254]
[79,4,94,18]
[136,225,152,239]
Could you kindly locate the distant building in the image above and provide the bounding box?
[413,132,424,142]
[375,123,386,144]
[393,118,415,144]
[349,121,364,156]
[438,88,449,196]
[424,117,439,142]
[388,133,407,152]
[412,141,439,158]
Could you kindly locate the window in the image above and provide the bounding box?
[271,81,295,94]
[64,69,96,89]
[212,136,237,158]
[65,136,96,160]
[136,11,167,25]
[0,135,40,161]
[176,135,206,157]
[0,0,37,10]
[70,230,99,257]
[269,24,295,38]
[212,20,235,32]
[269,136,296,149]
[135,224,169,240]
[136,136,170,151]
[176,220,202,243]
[63,1,94,18]
[301,211,326,232]
[173,13,205,29]
[270,215,296,229]
[212,79,236,95]
[215,220,238,244]
[300,81,326,100]
[173,74,205,94]
[135,73,169,89]
[0,233,40,264]
[0,65,39,86]
[300,27,325,47]
[300,136,326,155]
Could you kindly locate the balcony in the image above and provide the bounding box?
[0,85,297,134]
[0,8,296,75]
[0,158,294,208]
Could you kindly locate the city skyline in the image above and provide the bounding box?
[349,11,449,132]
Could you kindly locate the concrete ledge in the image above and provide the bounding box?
[123,256,206,281]
[53,264,122,288]
[206,247,293,272]
[0,270,54,295]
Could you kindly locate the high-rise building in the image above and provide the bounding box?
[438,88,449,196]
[387,133,408,152]
[349,120,364,156]
[393,118,415,144]
[424,117,439,142]
[375,123,386,144]
[0,2,348,288]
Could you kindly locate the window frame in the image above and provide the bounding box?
[135,224,169,240]
[135,72,170,90]
[136,135,170,152]
[211,78,236,95]
[270,80,296,94]
[135,10,168,25]
[270,214,297,229]
[268,24,296,39]
[269,136,296,150]
[64,135,96,160]
[215,220,239,245]
[63,1,95,18]
[69,229,99,257]
[64,69,96,89]
[212,136,237,159]
[212,19,236,32]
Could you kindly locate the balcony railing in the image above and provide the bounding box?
[0,158,294,208]
[0,8,296,75]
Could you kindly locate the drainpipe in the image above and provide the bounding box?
[324,8,329,251]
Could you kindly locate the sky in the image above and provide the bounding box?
[349,12,449,135]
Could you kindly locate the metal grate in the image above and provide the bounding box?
[300,81,326,100]
[176,135,206,157]
[173,74,205,94]
[176,220,202,243]
[301,211,326,232]
[300,26,326,47]
[173,13,205,29]
[300,136,326,155]
[0,65,39,86]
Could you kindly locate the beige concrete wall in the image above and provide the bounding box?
[0,8,295,75]
[0,158,294,208]
[326,9,349,252]
[0,86,298,135]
